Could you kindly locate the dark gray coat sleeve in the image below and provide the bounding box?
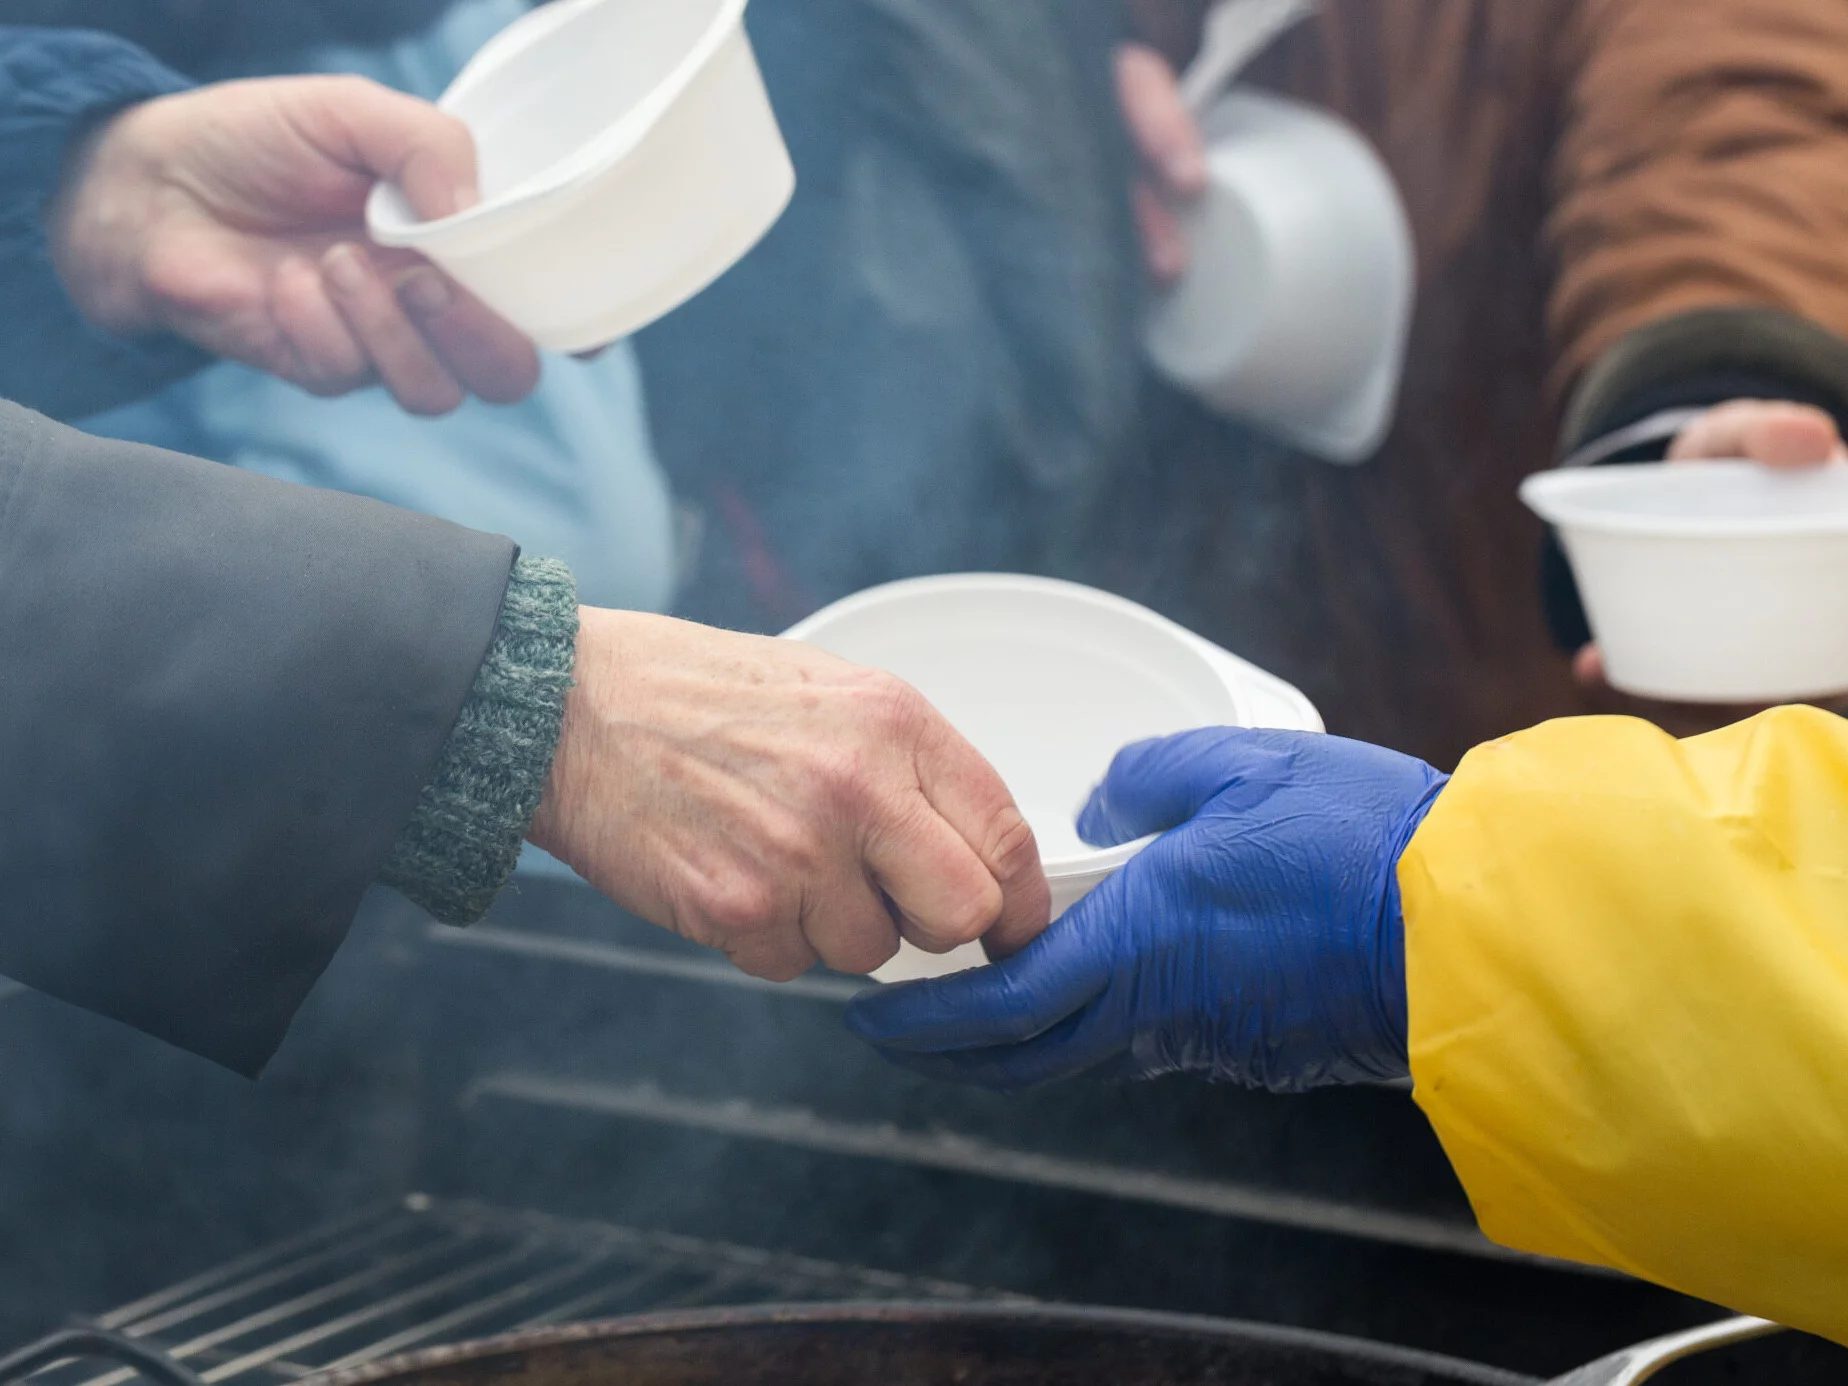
[0,400,517,1074]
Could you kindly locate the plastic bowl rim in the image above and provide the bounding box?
[369,0,752,244]
[1041,833,1157,879]
[780,572,1256,732]
[783,573,1252,877]
[1521,461,1848,539]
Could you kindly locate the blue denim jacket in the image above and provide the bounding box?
[0,25,208,419]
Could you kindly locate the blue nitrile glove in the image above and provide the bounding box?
[844,727,1448,1091]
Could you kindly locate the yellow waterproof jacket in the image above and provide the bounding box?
[1400,705,1848,1342]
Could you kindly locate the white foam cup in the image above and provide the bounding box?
[1522,461,1848,703]
[1143,91,1414,464]
[366,0,795,353]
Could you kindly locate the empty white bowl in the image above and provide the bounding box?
[1143,90,1414,464]
[1522,461,1848,702]
[367,0,795,353]
[784,575,1306,982]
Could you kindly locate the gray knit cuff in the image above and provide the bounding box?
[377,556,578,925]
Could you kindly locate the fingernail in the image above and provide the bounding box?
[396,268,453,317]
[322,244,368,294]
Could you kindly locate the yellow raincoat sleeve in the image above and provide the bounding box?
[1399,705,1848,1342]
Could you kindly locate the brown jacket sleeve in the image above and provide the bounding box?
[1547,0,1848,436]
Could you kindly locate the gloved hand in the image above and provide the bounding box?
[844,727,1447,1091]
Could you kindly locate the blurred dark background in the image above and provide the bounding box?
[6,1,1840,1382]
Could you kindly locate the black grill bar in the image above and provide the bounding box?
[28,1196,1012,1386]
[464,1071,1555,1266]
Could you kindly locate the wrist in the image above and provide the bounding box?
[46,100,166,339]
[1373,773,1450,1074]
[526,604,627,870]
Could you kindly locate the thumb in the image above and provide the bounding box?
[844,887,1116,1053]
[1116,43,1207,196]
[305,75,481,220]
[1668,399,1845,469]
[1077,726,1293,847]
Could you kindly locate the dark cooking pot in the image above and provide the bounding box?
[318,1303,1532,1386]
[0,1302,1781,1386]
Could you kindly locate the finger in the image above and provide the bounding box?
[1668,399,1845,468]
[862,791,1007,955]
[392,265,542,404]
[1116,44,1207,197]
[798,871,902,977]
[690,881,823,983]
[1077,726,1290,847]
[1134,181,1190,282]
[719,930,822,985]
[301,75,482,219]
[909,714,1052,959]
[677,866,823,983]
[859,1006,1120,1091]
[843,903,1109,1052]
[1572,644,1605,688]
[321,242,466,415]
[269,253,371,394]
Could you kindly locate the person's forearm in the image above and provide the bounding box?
[1400,706,1848,1345]
[0,26,209,420]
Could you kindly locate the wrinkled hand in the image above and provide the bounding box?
[1117,41,1207,282]
[1573,398,1848,686]
[49,75,540,415]
[527,610,1051,981]
[847,727,1446,1091]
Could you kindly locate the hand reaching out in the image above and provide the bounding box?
[48,75,541,415]
[528,611,1052,981]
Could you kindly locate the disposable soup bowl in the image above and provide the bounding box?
[1143,90,1414,464]
[1522,460,1848,702]
[783,575,1251,983]
[367,0,794,353]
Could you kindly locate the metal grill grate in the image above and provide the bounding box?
[28,1196,1012,1386]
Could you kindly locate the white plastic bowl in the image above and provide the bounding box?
[782,574,1323,983]
[1143,90,1414,464]
[1522,461,1848,702]
[366,0,795,353]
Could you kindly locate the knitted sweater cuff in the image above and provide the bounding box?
[377,556,578,924]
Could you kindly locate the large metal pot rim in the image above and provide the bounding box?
[302,1300,1537,1386]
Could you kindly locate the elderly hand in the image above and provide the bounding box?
[1572,398,1848,686]
[846,727,1446,1090]
[48,75,540,416]
[527,610,1052,981]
